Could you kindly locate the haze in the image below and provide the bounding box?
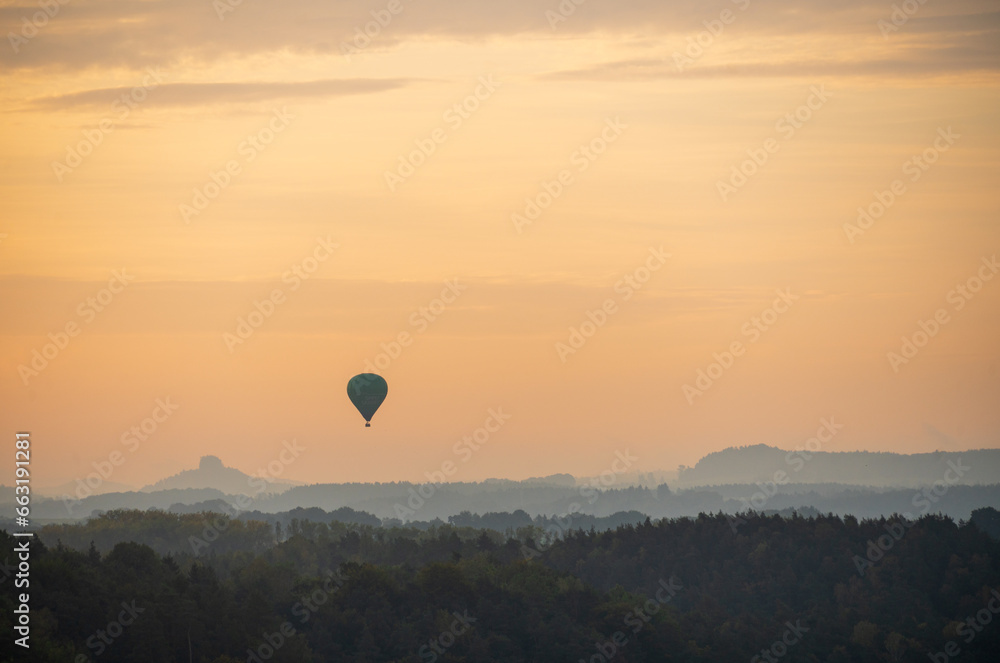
[1,0,998,489]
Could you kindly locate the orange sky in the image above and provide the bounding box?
[1,0,998,489]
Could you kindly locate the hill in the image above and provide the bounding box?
[141,454,300,495]
[676,444,1000,487]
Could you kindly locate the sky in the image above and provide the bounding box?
[1,0,998,489]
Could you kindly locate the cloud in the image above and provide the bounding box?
[541,11,1000,81]
[25,78,414,111]
[1,0,997,72]
[542,51,1000,82]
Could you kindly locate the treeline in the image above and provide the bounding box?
[4,509,1000,661]
[34,507,651,557]
[20,479,1000,525]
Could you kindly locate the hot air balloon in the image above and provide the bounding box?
[347,373,388,427]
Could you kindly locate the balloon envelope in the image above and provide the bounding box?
[347,374,388,427]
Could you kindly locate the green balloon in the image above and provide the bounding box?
[347,373,388,427]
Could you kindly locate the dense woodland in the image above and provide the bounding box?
[21,479,1000,524]
[3,509,1000,662]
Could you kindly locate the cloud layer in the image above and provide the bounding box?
[26,78,414,109]
[2,0,998,75]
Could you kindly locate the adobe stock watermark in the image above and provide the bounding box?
[673,0,752,71]
[224,236,338,353]
[853,458,969,576]
[928,588,1000,662]
[909,458,971,519]
[361,279,466,373]
[248,440,307,489]
[578,450,640,505]
[52,69,166,182]
[180,107,294,224]
[18,269,134,386]
[522,450,638,560]
[212,0,269,22]
[545,0,588,30]
[384,76,501,192]
[750,620,810,663]
[581,577,682,663]
[246,568,346,662]
[511,117,627,233]
[853,518,917,577]
[556,247,669,363]
[843,127,960,244]
[189,439,306,556]
[877,0,930,39]
[418,611,477,662]
[887,255,997,373]
[62,397,180,515]
[73,601,144,662]
[728,417,844,533]
[717,85,831,202]
[393,407,511,521]
[7,0,70,54]
[540,452,637,546]
[340,0,411,61]
[683,288,798,404]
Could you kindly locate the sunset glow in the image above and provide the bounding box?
[2,0,998,489]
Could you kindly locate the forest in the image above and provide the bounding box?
[2,508,999,662]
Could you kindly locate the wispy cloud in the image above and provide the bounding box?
[542,51,1000,82]
[1,0,997,72]
[541,13,1000,81]
[23,78,414,111]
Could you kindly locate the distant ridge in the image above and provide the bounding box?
[7,447,999,524]
[141,455,300,496]
[482,474,576,487]
[676,445,1000,487]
